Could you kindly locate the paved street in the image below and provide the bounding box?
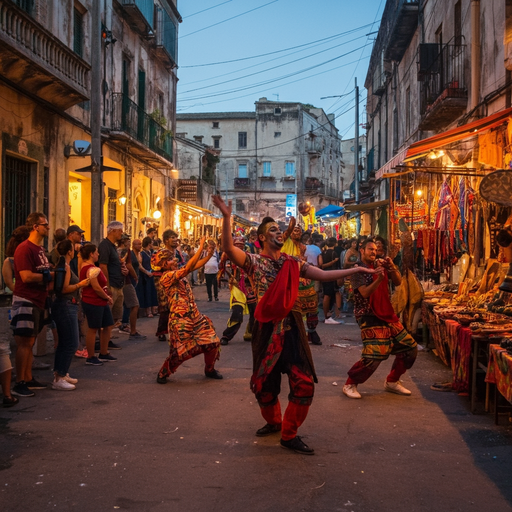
[1,284,512,512]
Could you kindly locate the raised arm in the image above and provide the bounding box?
[212,195,247,268]
[304,264,383,282]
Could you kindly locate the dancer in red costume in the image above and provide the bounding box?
[212,195,381,455]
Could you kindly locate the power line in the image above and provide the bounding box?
[180,0,280,39]
[180,22,375,68]
[180,35,370,94]
[182,0,233,19]
[179,43,372,102]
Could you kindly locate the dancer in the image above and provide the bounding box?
[212,195,380,455]
[219,236,256,345]
[342,238,418,399]
[156,237,222,383]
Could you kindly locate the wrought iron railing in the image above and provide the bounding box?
[418,42,467,115]
[111,93,173,162]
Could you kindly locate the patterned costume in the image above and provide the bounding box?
[151,248,184,337]
[220,262,256,344]
[346,261,417,385]
[242,252,317,442]
[157,266,220,379]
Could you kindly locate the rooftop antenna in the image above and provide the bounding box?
[273,93,279,101]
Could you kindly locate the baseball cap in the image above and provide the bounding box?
[67,225,85,235]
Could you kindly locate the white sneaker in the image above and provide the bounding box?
[51,378,76,391]
[325,317,341,325]
[64,374,78,384]
[342,384,362,399]
[384,380,411,396]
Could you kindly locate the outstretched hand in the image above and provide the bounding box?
[212,195,232,217]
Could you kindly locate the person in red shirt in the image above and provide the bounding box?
[11,212,53,398]
[79,244,116,366]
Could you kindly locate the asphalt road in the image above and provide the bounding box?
[1,284,512,512]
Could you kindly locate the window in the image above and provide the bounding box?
[238,132,247,148]
[405,87,411,135]
[194,136,203,143]
[263,161,271,177]
[454,1,462,45]
[212,122,219,128]
[238,163,248,178]
[73,7,84,58]
[235,199,245,213]
[285,162,295,177]
[108,188,117,223]
[15,0,34,15]
[212,136,221,149]
[274,132,281,138]
[274,107,282,115]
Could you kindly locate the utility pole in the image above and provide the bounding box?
[90,0,103,244]
[354,78,360,235]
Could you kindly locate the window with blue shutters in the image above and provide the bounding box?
[285,162,295,177]
[263,162,271,177]
[238,164,248,178]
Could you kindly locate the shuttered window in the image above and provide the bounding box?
[74,8,84,58]
[263,162,271,177]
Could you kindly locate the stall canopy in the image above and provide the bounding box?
[316,204,345,218]
[343,199,389,212]
[376,148,409,180]
[405,106,512,161]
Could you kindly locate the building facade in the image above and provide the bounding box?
[0,0,180,260]
[176,98,344,224]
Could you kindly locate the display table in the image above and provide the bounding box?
[485,344,512,423]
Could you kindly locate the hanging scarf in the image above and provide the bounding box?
[254,254,300,324]
[369,272,399,323]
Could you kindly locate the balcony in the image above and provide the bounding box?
[383,0,419,62]
[418,42,468,131]
[321,184,341,201]
[155,6,177,69]
[304,177,322,192]
[306,140,322,155]
[120,0,154,36]
[234,177,250,188]
[0,0,90,109]
[110,93,173,164]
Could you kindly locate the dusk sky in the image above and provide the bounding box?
[176,0,385,139]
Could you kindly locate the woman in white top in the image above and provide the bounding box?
[203,239,220,301]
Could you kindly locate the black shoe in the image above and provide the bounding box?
[205,369,223,379]
[157,375,167,384]
[108,340,121,350]
[12,381,35,397]
[256,423,282,437]
[3,396,19,408]
[215,297,219,301]
[208,298,212,302]
[26,378,47,390]
[220,338,229,346]
[280,436,315,455]
[158,335,167,342]
[308,331,322,346]
[98,353,117,362]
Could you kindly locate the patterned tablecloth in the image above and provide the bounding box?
[485,344,512,404]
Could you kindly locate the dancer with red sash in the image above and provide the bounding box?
[343,238,418,399]
[212,195,380,455]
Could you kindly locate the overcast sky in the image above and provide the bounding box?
[176,0,385,139]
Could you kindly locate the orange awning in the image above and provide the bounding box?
[405,107,512,161]
[376,147,409,180]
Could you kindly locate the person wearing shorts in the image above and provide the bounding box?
[79,244,116,366]
[11,212,53,398]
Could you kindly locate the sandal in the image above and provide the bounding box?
[3,396,19,408]
[147,314,154,318]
